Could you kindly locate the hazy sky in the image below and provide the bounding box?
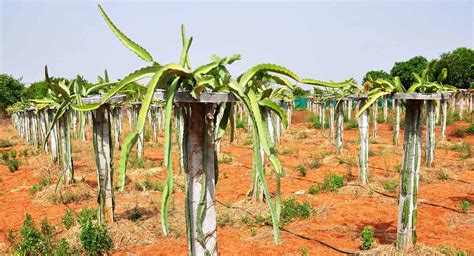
[1,0,472,88]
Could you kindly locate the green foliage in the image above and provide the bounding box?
[7,158,19,172]
[453,127,465,138]
[9,213,68,255]
[1,152,8,162]
[322,174,344,192]
[142,178,163,191]
[360,226,375,250]
[236,118,245,129]
[346,119,358,130]
[217,213,234,227]
[383,179,398,192]
[465,124,474,134]
[390,56,428,89]
[281,197,314,225]
[0,138,12,148]
[63,209,75,230]
[29,177,53,194]
[432,47,474,88]
[24,80,50,100]
[78,207,112,255]
[292,85,310,97]
[218,153,233,164]
[0,74,25,109]
[460,201,471,213]
[301,248,309,256]
[310,160,321,169]
[296,164,307,177]
[308,184,322,195]
[362,70,391,84]
[438,171,450,180]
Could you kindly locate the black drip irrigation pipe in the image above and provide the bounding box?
[216,200,355,255]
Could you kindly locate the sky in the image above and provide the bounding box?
[1,0,472,88]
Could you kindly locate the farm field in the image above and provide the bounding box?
[1,109,472,255]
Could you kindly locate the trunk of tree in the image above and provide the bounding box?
[425,101,436,167]
[176,106,186,175]
[59,112,74,185]
[372,103,378,138]
[440,99,448,141]
[112,106,122,149]
[396,100,422,252]
[184,103,218,256]
[393,99,400,146]
[39,110,48,152]
[336,102,344,154]
[358,98,369,185]
[329,100,335,139]
[92,105,115,224]
[31,111,39,148]
[48,109,59,163]
[347,100,352,120]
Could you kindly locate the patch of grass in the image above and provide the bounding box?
[438,171,450,180]
[460,201,471,213]
[244,137,253,146]
[308,184,322,195]
[218,153,233,164]
[346,120,358,130]
[310,160,321,169]
[438,244,471,256]
[301,248,309,256]
[393,164,402,173]
[63,209,75,230]
[29,177,53,194]
[453,127,465,138]
[278,147,295,155]
[296,132,308,139]
[217,213,234,227]
[322,174,344,192]
[360,226,375,250]
[0,139,12,148]
[465,124,474,134]
[7,158,19,172]
[383,179,398,192]
[296,164,307,177]
[240,214,254,227]
[281,197,314,225]
[142,178,163,191]
[236,118,245,129]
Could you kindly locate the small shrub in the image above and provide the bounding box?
[1,152,9,162]
[296,132,308,139]
[393,164,402,173]
[79,215,113,255]
[360,226,375,250]
[29,177,53,194]
[10,149,16,158]
[383,179,398,192]
[63,209,75,230]
[346,120,358,130]
[77,208,97,226]
[296,164,307,177]
[251,229,257,237]
[218,153,233,164]
[438,171,450,180]
[142,178,163,191]
[9,214,65,255]
[465,124,474,134]
[55,239,70,255]
[128,205,142,221]
[217,213,234,227]
[7,158,19,172]
[322,174,344,192]
[308,184,322,195]
[460,201,471,213]
[0,139,12,148]
[236,118,245,129]
[453,128,465,138]
[244,137,252,146]
[281,197,314,225]
[21,149,29,157]
[310,160,321,169]
[301,248,309,256]
[240,214,254,227]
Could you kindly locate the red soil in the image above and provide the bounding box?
[0,110,473,255]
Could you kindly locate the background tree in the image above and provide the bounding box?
[432,47,474,88]
[292,85,310,97]
[390,56,428,88]
[24,80,49,100]
[362,70,391,84]
[0,74,26,110]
